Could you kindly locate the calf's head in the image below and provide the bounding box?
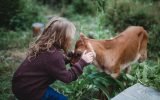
[71,33,91,64]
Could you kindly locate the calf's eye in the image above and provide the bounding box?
[75,52,82,57]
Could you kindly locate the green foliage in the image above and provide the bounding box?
[0,0,21,29]
[0,29,32,50]
[98,0,159,32]
[0,50,21,100]
[71,0,95,15]
[52,65,136,100]
[52,60,160,100]
[131,60,160,90]
[137,0,160,2]
[38,0,96,16]
[148,25,160,58]
[65,0,96,17]
[0,0,47,30]
[52,66,98,100]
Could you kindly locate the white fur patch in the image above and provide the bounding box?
[134,53,141,63]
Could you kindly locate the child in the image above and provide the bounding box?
[12,17,95,100]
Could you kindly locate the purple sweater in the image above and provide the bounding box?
[12,48,88,100]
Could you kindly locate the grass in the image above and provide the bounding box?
[0,50,24,99]
[0,14,160,100]
[131,60,160,90]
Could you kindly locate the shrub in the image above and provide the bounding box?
[131,60,160,90]
[0,0,47,30]
[68,0,96,15]
[99,0,158,32]
[0,0,21,29]
[0,29,32,50]
[37,0,96,16]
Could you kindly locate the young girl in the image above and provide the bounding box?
[12,17,95,100]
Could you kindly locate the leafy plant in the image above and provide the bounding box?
[52,65,137,100]
[0,50,22,100]
[131,60,160,90]
[0,0,21,29]
[0,0,48,30]
[0,29,32,50]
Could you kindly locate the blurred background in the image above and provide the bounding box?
[0,0,160,100]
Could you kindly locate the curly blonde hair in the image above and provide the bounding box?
[28,17,76,59]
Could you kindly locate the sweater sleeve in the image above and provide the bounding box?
[63,51,74,64]
[45,51,88,83]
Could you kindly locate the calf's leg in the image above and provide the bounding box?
[111,65,120,78]
[125,66,131,74]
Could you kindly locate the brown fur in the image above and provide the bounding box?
[72,26,148,78]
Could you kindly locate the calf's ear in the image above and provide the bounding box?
[80,32,88,39]
[79,32,87,44]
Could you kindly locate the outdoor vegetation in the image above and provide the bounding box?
[0,0,160,100]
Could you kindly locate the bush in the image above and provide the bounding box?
[0,0,21,29]
[99,0,158,32]
[131,60,160,90]
[148,25,160,58]
[0,29,32,50]
[67,0,96,15]
[37,0,96,16]
[52,66,135,100]
[0,0,47,30]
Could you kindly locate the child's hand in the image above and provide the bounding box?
[81,50,95,64]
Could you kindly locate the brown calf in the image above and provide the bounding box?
[72,26,148,78]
